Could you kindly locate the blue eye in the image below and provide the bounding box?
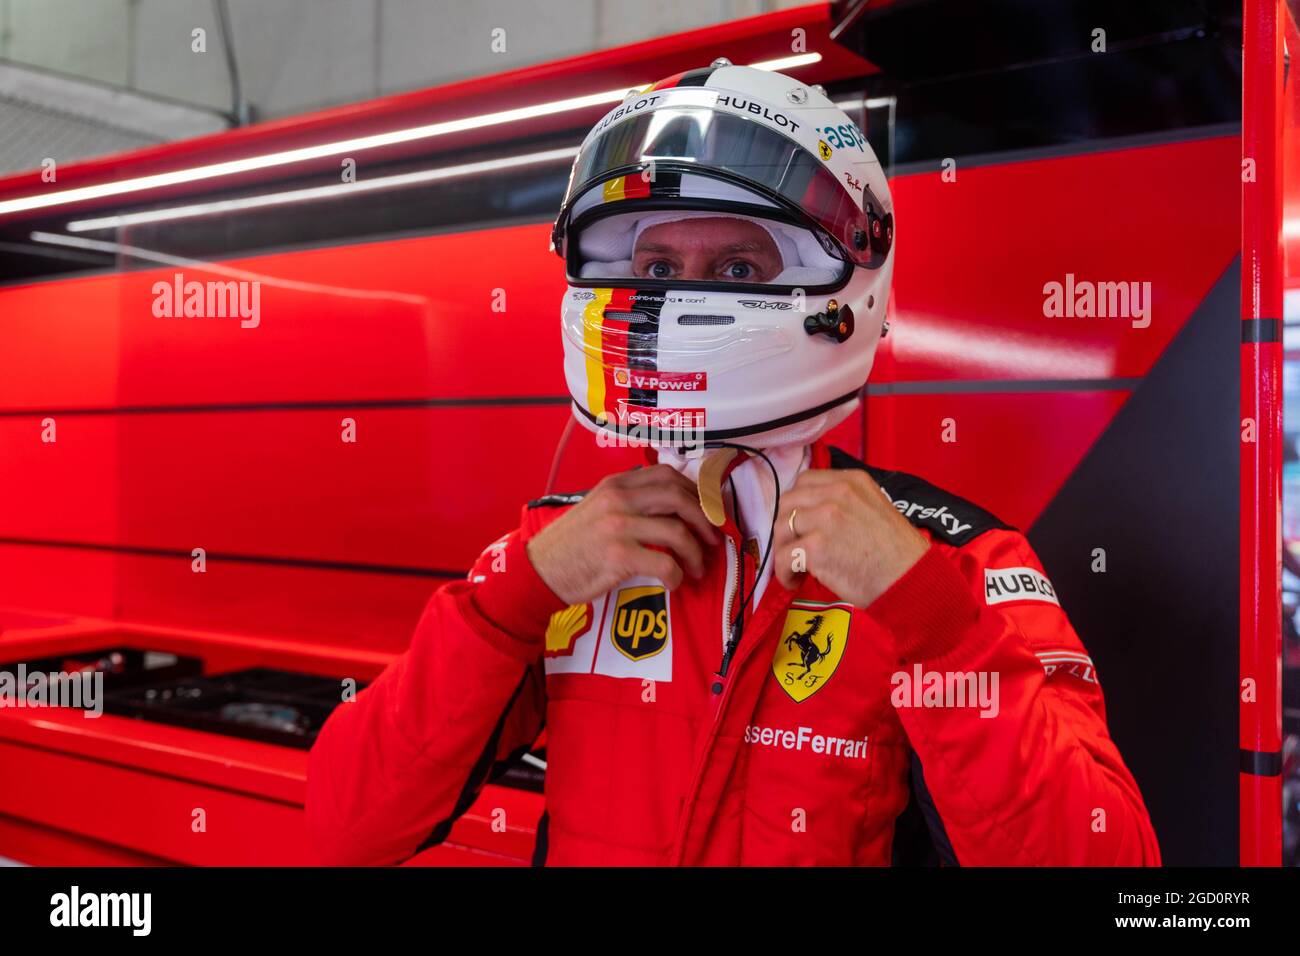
[725,262,753,279]
[649,261,673,279]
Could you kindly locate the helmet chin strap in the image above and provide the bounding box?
[653,393,860,627]
[659,440,808,639]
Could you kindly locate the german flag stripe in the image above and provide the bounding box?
[622,174,652,200]
[587,287,668,425]
[601,173,653,203]
[675,66,719,87]
[648,168,682,196]
[601,289,635,418]
[649,66,718,92]
[649,71,688,92]
[626,288,664,411]
[601,177,626,204]
[599,169,681,207]
[581,288,614,420]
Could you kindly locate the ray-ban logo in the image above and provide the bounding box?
[152,271,260,328]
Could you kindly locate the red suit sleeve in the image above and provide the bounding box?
[868,529,1161,866]
[306,521,565,865]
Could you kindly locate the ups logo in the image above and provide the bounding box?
[611,586,669,661]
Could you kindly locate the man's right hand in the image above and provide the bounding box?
[526,465,721,605]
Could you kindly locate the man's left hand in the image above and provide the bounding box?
[773,469,930,606]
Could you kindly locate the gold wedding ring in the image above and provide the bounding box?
[788,508,799,537]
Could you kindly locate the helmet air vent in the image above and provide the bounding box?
[603,310,654,324]
[677,314,736,326]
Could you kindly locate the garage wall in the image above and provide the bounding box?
[0,0,805,121]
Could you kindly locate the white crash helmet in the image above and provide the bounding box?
[551,62,895,447]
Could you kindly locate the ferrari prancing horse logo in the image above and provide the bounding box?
[771,601,852,702]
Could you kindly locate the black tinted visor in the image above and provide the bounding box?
[560,106,891,268]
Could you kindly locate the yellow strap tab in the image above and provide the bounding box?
[696,447,740,528]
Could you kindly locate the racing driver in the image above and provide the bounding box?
[307,62,1160,866]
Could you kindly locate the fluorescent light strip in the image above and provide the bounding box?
[2,53,822,219]
[750,52,823,72]
[0,88,627,218]
[66,146,579,232]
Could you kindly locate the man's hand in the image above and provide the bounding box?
[773,469,930,607]
[527,465,720,605]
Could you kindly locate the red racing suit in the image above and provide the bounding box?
[307,441,1160,865]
